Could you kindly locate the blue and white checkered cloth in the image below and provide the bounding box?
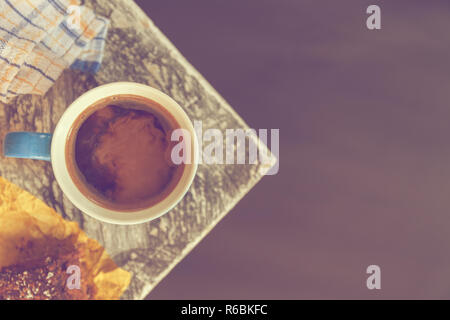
[0,0,109,103]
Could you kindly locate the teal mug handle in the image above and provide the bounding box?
[3,132,52,162]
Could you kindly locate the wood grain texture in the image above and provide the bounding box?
[0,0,276,299]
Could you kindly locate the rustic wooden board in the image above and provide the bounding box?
[0,0,275,299]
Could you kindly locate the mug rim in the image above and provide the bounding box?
[51,82,198,225]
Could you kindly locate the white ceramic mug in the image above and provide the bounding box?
[4,82,198,225]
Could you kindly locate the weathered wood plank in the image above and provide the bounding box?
[0,0,275,299]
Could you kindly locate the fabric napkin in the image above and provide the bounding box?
[0,0,109,103]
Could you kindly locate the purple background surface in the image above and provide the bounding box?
[135,0,450,299]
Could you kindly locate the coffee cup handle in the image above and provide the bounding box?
[3,132,52,162]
